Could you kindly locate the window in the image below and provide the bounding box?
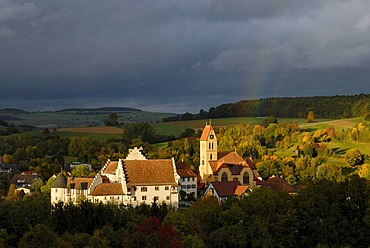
[142,196,146,201]
[210,154,213,160]
[192,177,195,181]
[141,187,147,192]
[243,172,250,185]
[166,196,170,200]
[165,186,169,190]
[187,178,190,181]
[133,196,136,201]
[182,185,186,189]
[154,196,159,202]
[221,172,228,181]
[192,184,196,188]
[55,189,58,193]
[209,143,211,149]
[211,143,214,149]
[155,186,159,191]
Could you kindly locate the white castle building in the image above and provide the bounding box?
[51,147,180,208]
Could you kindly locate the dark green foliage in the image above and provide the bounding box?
[104,112,119,126]
[163,94,370,121]
[0,177,368,247]
[180,128,196,138]
[18,224,62,248]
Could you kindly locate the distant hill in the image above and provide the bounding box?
[59,107,142,113]
[164,94,370,121]
[0,108,28,114]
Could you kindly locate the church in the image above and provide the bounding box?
[199,123,262,200]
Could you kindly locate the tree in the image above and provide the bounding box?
[71,165,94,177]
[18,224,62,248]
[345,149,363,166]
[6,184,18,201]
[307,111,315,123]
[358,163,370,179]
[123,122,157,144]
[105,112,118,126]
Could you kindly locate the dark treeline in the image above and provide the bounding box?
[164,94,370,121]
[0,176,369,247]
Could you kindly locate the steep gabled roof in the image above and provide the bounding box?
[91,183,123,196]
[124,159,177,186]
[176,162,197,177]
[217,152,245,165]
[211,181,241,197]
[103,161,118,175]
[234,185,249,197]
[200,124,214,141]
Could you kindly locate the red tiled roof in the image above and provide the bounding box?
[200,124,214,141]
[217,152,245,165]
[104,161,118,174]
[176,162,197,177]
[124,159,177,186]
[91,183,123,196]
[214,163,244,175]
[262,176,297,193]
[211,181,241,197]
[67,177,94,190]
[21,171,39,176]
[245,157,257,170]
[234,185,249,197]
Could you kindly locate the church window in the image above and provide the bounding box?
[243,172,250,185]
[221,172,228,181]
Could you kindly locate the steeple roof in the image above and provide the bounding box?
[51,174,67,188]
[200,124,214,141]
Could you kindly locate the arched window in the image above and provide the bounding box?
[243,172,249,185]
[210,154,213,160]
[221,172,228,181]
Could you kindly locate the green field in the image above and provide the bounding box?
[153,117,311,136]
[1,110,173,128]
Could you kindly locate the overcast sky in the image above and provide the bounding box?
[1,0,370,113]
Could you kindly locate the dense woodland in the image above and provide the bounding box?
[0,176,369,247]
[164,94,370,121]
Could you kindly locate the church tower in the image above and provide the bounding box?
[199,123,217,183]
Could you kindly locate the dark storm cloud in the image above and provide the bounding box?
[0,0,370,113]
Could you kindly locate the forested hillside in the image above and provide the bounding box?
[164,94,370,121]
